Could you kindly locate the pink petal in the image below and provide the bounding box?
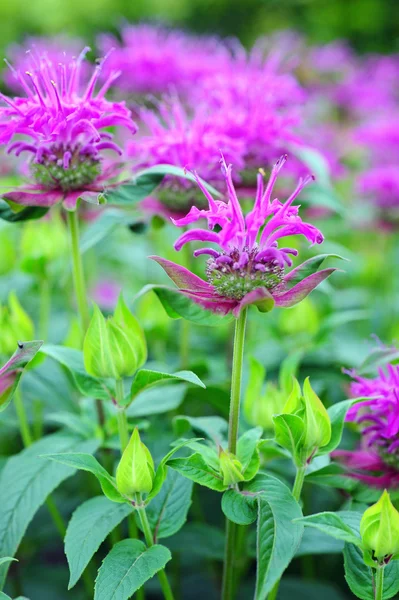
[149,256,213,292]
[3,189,63,207]
[233,287,275,318]
[274,268,336,308]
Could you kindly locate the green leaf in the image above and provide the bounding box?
[43,453,125,503]
[0,433,99,588]
[358,346,399,375]
[0,341,43,412]
[0,557,17,567]
[127,368,205,405]
[40,344,113,401]
[167,453,226,491]
[246,473,304,599]
[173,415,228,443]
[221,489,258,525]
[138,285,234,326]
[167,523,225,560]
[317,398,360,456]
[80,209,146,254]
[0,593,12,600]
[296,527,344,557]
[305,463,358,491]
[237,427,263,471]
[0,200,49,222]
[296,512,362,546]
[66,496,133,589]
[146,469,193,540]
[273,413,305,459]
[127,383,187,418]
[94,539,171,600]
[344,543,399,600]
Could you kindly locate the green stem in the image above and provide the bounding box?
[135,495,175,600]
[222,308,248,600]
[39,276,51,340]
[375,567,384,600]
[267,466,307,600]
[66,209,90,332]
[115,379,129,452]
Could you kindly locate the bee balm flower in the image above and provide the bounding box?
[151,155,337,317]
[0,47,137,210]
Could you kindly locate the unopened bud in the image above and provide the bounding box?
[116,428,155,498]
[360,490,399,563]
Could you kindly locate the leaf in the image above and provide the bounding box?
[146,470,193,540]
[80,209,146,254]
[174,415,228,443]
[167,453,225,491]
[0,433,99,588]
[127,368,205,405]
[94,539,171,600]
[0,341,43,412]
[127,383,187,418]
[305,463,358,491]
[221,489,258,525]
[317,398,360,456]
[44,453,125,503]
[65,496,133,589]
[296,527,344,557]
[285,254,345,289]
[0,593,12,600]
[167,523,225,560]
[273,413,305,458]
[246,473,304,599]
[0,557,17,567]
[296,512,362,546]
[237,427,263,471]
[39,344,113,401]
[0,200,49,222]
[137,284,234,326]
[358,346,399,375]
[344,543,399,600]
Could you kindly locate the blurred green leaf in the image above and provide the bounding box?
[127,368,205,405]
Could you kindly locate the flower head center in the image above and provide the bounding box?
[206,246,285,301]
[31,144,102,192]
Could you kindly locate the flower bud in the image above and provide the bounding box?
[280,377,331,463]
[244,358,286,430]
[360,490,399,562]
[83,297,147,380]
[116,428,155,498]
[0,293,34,357]
[219,448,245,486]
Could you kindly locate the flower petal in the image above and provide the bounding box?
[149,256,213,292]
[274,268,336,308]
[3,189,63,207]
[233,287,275,318]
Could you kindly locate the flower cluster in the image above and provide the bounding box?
[0,47,137,209]
[152,155,336,317]
[334,360,399,488]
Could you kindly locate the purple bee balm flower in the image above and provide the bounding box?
[0,47,137,210]
[357,166,399,210]
[128,96,246,218]
[334,361,399,488]
[151,155,336,317]
[97,25,231,97]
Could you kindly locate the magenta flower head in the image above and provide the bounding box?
[0,47,137,210]
[334,361,399,488]
[151,155,337,318]
[128,96,245,218]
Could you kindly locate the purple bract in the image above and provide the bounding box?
[0,47,137,210]
[151,155,337,317]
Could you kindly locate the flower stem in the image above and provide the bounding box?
[115,379,129,452]
[222,307,248,600]
[66,209,90,332]
[267,465,307,600]
[375,566,384,600]
[135,494,175,600]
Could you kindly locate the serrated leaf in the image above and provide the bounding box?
[146,470,193,540]
[167,453,225,491]
[344,543,399,600]
[137,285,234,326]
[66,496,133,589]
[40,344,113,401]
[296,512,362,546]
[94,539,171,600]
[44,453,125,503]
[0,433,99,588]
[127,368,205,405]
[246,473,304,599]
[221,489,258,525]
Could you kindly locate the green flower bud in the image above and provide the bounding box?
[83,297,147,380]
[219,448,245,486]
[244,358,286,430]
[360,490,399,563]
[281,377,331,463]
[116,428,155,498]
[0,293,34,357]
